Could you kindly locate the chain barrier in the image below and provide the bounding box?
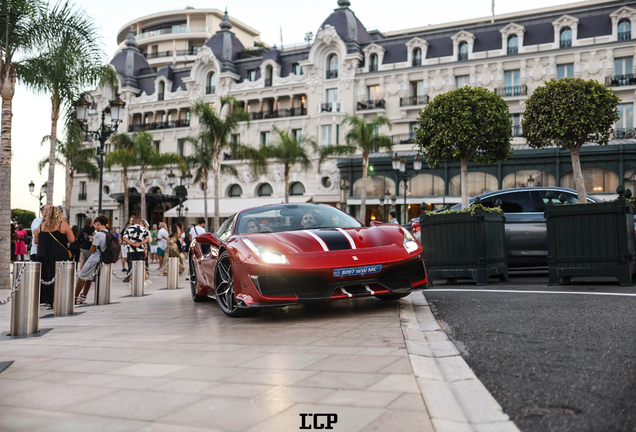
[0,264,27,306]
[151,261,170,273]
[111,268,132,280]
[41,264,65,286]
[77,262,103,282]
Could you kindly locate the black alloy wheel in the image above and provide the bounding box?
[214,251,260,317]
[375,292,411,301]
[190,257,210,302]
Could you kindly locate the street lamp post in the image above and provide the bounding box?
[392,153,422,224]
[167,170,193,222]
[28,181,48,216]
[75,94,126,215]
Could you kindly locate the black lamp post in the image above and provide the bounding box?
[29,181,48,216]
[75,94,126,215]
[392,153,422,224]
[167,170,193,221]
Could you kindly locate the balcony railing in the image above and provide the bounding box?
[357,99,386,110]
[251,112,263,120]
[136,25,209,40]
[412,58,422,67]
[158,92,164,101]
[145,47,200,59]
[392,133,416,145]
[605,74,636,87]
[495,85,527,97]
[128,120,190,132]
[507,47,518,55]
[249,107,308,121]
[205,85,216,95]
[400,95,429,107]
[560,39,572,48]
[326,69,338,79]
[613,128,636,139]
[78,193,87,201]
[619,31,631,41]
[320,102,341,112]
[512,125,524,137]
[458,53,468,61]
[264,78,272,87]
[290,107,307,116]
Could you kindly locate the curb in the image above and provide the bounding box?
[399,291,520,432]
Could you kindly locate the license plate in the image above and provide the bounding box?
[333,265,382,277]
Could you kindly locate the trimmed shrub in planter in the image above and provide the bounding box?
[419,198,508,286]
[545,186,635,286]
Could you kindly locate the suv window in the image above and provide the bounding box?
[216,213,237,242]
[495,191,533,212]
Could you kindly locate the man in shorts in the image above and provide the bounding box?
[122,217,150,283]
[156,222,169,268]
[75,215,109,305]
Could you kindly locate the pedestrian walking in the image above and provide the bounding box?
[33,206,74,310]
[157,222,169,268]
[190,218,206,239]
[30,204,50,261]
[163,223,185,275]
[74,215,109,306]
[389,211,399,224]
[79,218,95,270]
[150,224,159,264]
[14,223,28,261]
[122,217,150,283]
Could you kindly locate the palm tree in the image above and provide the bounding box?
[320,114,393,224]
[20,1,107,205]
[39,113,98,221]
[191,97,250,230]
[105,133,135,222]
[184,134,213,231]
[131,131,185,222]
[262,127,318,203]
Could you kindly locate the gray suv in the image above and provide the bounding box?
[416,187,602,268]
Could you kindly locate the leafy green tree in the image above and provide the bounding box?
[191,97,249,230]
[105,133,135,222]
[415,86,513,209]
[320,114,392,224]
[11,209,36,227]
[261,127,318,203]
[21,1,109,205]
[522,78,620,202]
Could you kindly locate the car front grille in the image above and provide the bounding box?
[255,275,331,299]
[379,260,427,290]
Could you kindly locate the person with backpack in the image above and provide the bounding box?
[74,215,111,306]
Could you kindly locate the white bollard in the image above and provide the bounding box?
[131,261,145,297]
[53,261,75,316]
[167,257,179,289]
[94,263,112,305]
[10,262,41,336]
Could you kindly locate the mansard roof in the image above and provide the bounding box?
[319,0,370,54]
[110,30,152,89]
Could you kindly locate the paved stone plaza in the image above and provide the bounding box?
[0,268,516,432]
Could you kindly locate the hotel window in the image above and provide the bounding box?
[228,184,242,198]
[557,64,574,79]
[507,35,518,55]
[248,69,257,82]
[291,63,302,75]
[458,42,468,61]
[258,183,273,197]
[321,125,332,147]
[260,131,270,146]
[615,57,633,76]
[619,19,631,40]
[456,75,470,88]
[413,47,422,66]
[177,139,185,156]
[327,54,338,79]
[560,27,572,48]
[231,133,240,144]
[206,72,216,94]
[369,53,378,72]
[79,182,86,200]
[504,70,521,96]
[292,129,303,141]
[336,124,340,144]
[367,85,380,101]
[561,168,618,193]
[154,141,160,152]
[616,103,634,131]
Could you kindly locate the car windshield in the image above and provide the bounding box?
[236,204,363,234]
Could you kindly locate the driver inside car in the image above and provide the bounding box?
[301,212,317,229]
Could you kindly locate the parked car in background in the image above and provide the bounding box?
[415,187,602,268]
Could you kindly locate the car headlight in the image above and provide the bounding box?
[242,238,289,265]
[403,230,419,253]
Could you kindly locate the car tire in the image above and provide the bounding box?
[214,251,260,318]
[375,292,411,301]
[190,257,211,303]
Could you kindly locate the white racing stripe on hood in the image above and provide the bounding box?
[336,228,357,249]
[304,230,329,251]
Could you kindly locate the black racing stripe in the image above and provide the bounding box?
[312,230,351,251]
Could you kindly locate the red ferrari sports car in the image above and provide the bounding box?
[188,203,429,317]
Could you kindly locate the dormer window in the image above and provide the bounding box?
[507,35,518,55]
[458,42,468,61]
[248,69,257,82]
[158,81,165,101]
[412,48,422,66]
[560,28,572,48]
[327,54,338,79]
[292,63,302,75]
[369,53,378,72]
[265,65,273,87]
[619,19,632,40]
[206,72,216,95]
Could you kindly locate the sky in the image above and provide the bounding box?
[10,0,580,213]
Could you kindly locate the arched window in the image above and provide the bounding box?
[560,27,572,48]
[257,183,273,197]
[352,176,396,197]
[458,42,468,61]
[449,172,497,196]
[265,65,273,87]
[502,170,556,189]
[561,168,618,193]
[399,174,445,196]
[206,72,216,94]
[412,48,422,66]
[327,54,338,79]
[228,184,242,198]
[289,182,306,196]
[619,19,632,40]
[158,81,165,100]
[507,35,518,55]
[369,54,378,72]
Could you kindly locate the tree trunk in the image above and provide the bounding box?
[123,168,129,223]
[570,144,587,203]
[47,95,59,205]
[213,147,220,231]
[140,166,147,222]
[460,157,469,209]
[203,170,208,232]
[65,161,72,223]
[0,63,16,291]
[284,164,290,203]
[360,152,369,224]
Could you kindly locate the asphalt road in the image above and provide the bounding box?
[424,272,636,432]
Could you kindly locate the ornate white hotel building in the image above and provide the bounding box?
[72,0,636,228]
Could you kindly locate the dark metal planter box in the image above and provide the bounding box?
[545,187,636,286]
[419,206,508,286]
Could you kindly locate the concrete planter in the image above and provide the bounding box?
[545,186,636,286]
[419,202,508,286]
